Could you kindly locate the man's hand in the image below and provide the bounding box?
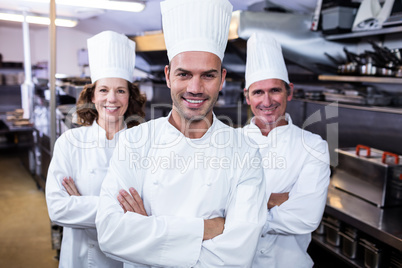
[117,187,148,216]
[203,217,225,241]
[267,192,289,209]
[62,176,81,196]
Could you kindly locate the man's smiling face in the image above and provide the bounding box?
[165,51,226,122]
[246,78,293,128]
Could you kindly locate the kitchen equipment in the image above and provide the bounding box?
[338,47,360,75]
[359,62,377,75]
[322,215,342,247]
[377,67,395,76]
[352,0,395,31]
[390,249,402,268]
[321,6,358,34]
[314,220,325,235]
[323,87,393,106]
[366,93,393,106]
[305,91,324,101]
[382,0,402,26]
[396,66,402,77]
[323,89,366,105]
[331,145,402,207]
[359,238,383,268]
[339,226,361,259]
[338,62,358,74]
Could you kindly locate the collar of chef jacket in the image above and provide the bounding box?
[91,120,127,147]
[159,111,219,145]
[246,113,292,149]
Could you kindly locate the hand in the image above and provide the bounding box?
[117,187,148,216]
[62,176,81,196]
[267,192,289,209]
[203,217,225,241]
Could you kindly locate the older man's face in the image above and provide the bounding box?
[246,79,293,128]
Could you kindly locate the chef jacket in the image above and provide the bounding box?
[96,113,267,268]
[46,121,126,268]
[243,114,330,268]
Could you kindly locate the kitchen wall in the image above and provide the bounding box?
[0,26,92,77]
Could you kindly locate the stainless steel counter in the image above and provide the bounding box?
[325,184,402,251]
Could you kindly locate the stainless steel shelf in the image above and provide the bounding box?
[318,75,402,84]
[326,186,402,252]
[324,26,402,40]
[312,234,365,268]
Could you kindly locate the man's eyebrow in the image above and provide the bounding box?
[174,68,190,73]
[251,87,282,92]
[201,69,219,75]
[173,68,219,74]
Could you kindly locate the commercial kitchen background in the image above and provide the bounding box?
[0,0,401,267]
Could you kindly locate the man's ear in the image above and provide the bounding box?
[164,65,171,88]
[243,88,250,105]
[219,68,227,92]
[287,83,294,101]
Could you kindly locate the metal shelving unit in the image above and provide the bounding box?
[312,234,365,268]
[318,75,402,84]
[324,25,402,41]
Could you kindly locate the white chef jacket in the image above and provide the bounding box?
[46,121,125,268]
[96,113,267,268]
[243,114,330,268]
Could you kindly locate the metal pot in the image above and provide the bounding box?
[338,62,358,74]
[377,67,395,77]
[359,63,377,76]
[359,238,382,268]
[396,66,402,77]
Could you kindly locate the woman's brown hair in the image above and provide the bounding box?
[76,81,146,128]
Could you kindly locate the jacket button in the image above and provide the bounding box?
[153,180,158,185]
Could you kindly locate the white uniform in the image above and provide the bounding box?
[96,114,267,268]
[46,122,125,268]
[244,114,330,268]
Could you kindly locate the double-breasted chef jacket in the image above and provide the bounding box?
[96,113,267,267]
[243,113,330,268]
[46,121,126,268]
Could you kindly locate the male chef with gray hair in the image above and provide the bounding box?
[95,0,266,267]
[242,32,330,268]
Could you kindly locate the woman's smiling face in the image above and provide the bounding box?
[92,77,129,128]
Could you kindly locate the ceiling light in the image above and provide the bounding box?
[23,0,146,12]
[0,12,78,27]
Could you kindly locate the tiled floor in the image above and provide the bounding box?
[0,154,58,268]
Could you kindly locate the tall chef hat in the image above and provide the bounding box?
[160,0,233,62]
[87,31,136,83]
[245,32,289,89]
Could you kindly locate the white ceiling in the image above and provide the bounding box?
[0,0,317,35]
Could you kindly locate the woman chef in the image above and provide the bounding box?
[45,30,146,268]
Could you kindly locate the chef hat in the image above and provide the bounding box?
[87,31,136,83]
[160,0,233,62]
[245,33,289,89]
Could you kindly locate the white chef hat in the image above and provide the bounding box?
[160,0,233,62]
[87,31,136,83]
[245,33,289,89]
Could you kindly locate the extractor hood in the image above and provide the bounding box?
[131,9,361,77]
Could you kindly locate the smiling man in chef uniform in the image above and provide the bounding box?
[242,33,331,268]
[95,0,267,267]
